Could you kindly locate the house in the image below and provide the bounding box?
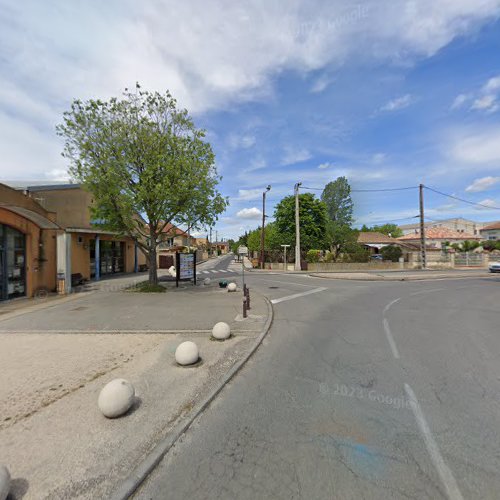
[399,218,488,236]
[357,232,402,254]
[480,221,500,240]
[0,182,146,300]
[397,227,480,249]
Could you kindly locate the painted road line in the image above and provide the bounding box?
[258,278,320,288]
[382,318,400,359]
[383,297,401,313]
[202,271,210,274]
[405,384,464,500]
[210,270,218,274]
[219,269,228,273]
[271,287,327,304]
[410,288,446,296]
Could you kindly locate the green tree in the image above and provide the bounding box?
[325,223,359,260]
[321,176,353,226]
[274,193,328,254]
[57,85,227,285]
[381,245,403,262]
[360,223,403,238]
[246,223,280,252]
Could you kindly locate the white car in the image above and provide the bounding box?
[489,261,500,273]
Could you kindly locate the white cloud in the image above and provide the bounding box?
[236,207,263,220]
[450,126,500,165]
[228,133,256,149]
[476,198,500,209]
[310,74,333,93]
[2,1,500,178]
[380,94,413,112]
[483,75,500,93]
[451,93,469,109]
[465,176,500,192]
[317,162,333,169]
[282,147,312,166]
[471,94,498,112]
[237,188,265,200]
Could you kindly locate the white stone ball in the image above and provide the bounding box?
[175,341,199,366]
[227,282,237,292]
[203,277,211,285]
[0,466,10,500]
[98,379,135,418]
[212,322,231,340]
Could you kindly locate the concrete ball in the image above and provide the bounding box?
[203,277,211,285]
[98,379,135,418]
[227,282,237,292]
[212,322,231,340]
[175,341,199,366]
[0,465,10,500]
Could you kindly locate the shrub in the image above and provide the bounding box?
[306,249,321,263]
[381,245,402,262]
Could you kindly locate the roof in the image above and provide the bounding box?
[357,232,399,244]
[160,223,188,236]
[481,221,500,231]
[397,227,480,240]
[25,183,81,192]
[0,202,60,230]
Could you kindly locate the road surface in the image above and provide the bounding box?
[135,269,500,499]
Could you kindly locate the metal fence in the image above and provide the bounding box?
[454,252,484,267]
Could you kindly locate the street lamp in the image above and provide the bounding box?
[260,185,271,269]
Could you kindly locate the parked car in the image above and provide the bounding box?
[489,261,500,273]
[370,254,384,260]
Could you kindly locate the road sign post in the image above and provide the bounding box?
[238,246,248,290]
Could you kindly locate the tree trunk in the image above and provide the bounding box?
[148,228,158,285]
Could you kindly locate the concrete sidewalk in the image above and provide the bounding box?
[0,282,270,499]
[310,269,492,281]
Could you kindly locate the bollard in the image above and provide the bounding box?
[246,287,251,310]
[243,283,247,296]
[243,296,247,318]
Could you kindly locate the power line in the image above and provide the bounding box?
[301,185,418,193]
[424,185,500,211]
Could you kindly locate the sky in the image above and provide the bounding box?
[1,0,500,239]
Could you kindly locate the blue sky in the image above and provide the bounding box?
[1,1,500,238]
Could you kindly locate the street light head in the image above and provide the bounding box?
[266,185,271,191]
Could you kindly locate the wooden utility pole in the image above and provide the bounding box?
[419,184,426,269]
[294,182,302,271]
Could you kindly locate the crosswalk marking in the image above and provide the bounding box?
[210,270,218,273]
[202,271,210,274]
[219,269,228,273]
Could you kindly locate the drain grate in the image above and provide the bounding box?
[268,286,279,289]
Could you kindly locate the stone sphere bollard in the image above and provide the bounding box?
[0,465,10,500]
[175,341,199,366]
[98,379,135,418]
[203,277,211,286]
[227,282,237,292]
[212,322,231,340]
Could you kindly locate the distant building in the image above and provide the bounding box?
[480,222,500,240]
[397,227,480,249]
[398,218,489,236]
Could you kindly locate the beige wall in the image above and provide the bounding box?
[30,187,93,229]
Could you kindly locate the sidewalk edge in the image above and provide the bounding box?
[110,293,274,500]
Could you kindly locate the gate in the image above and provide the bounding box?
[159,255,174,269]
[455,252,484,267]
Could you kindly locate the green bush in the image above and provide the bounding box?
[340,242,370,263]
[381,245,402,262]
[306,249,321,263]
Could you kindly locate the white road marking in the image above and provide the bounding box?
[383,318,400,359]
[410,288,445,296]
[383,297,401,313]
[270,287,327,304]
[210,270,218,274]
[405,384,464,500]
[219,269,228,273]
[202,271,210,274]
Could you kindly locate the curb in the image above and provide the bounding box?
[110,294,274,500]
[309,273,492,281]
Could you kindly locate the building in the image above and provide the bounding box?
[480,221,500,240]
[0,182,146,300]
[399,218,488,236]
[397,227,480,249]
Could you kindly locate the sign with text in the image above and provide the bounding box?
[176,252,197,287]
[238,246,249,255]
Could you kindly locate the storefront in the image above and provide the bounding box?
[0,224,26,300]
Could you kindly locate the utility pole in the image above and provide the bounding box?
[215,230,218,256]
[260,185,271,269]
[209,227,212,256]
[419,184,426,269]
[294,182,302,271]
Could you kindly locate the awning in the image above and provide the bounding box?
[0,203,60,229]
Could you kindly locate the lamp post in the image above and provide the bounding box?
[281,244,290,272]
[294,182,302,271]
[260,185,271,269]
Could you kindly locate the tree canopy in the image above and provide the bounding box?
[360,223,403,238]
[57,84,227,284]
[321,176,353,226]
[274,193,328,253]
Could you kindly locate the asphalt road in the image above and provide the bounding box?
[135,269,500,499]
